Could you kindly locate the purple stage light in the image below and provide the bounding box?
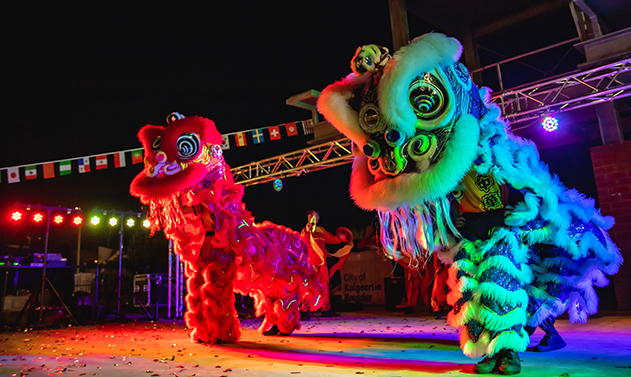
[542,116,558,132]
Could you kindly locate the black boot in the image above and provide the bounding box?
[497,349,521,375]
[473,354,499,374]
[533,318,566,352]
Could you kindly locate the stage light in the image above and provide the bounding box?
[53,214,64,225]
[126,218,135,228]
[542,116,558,132]
[273,177,283,191]
[109,217,118,227]
[33,213,44,223]
[143,219,151,228]
[11,211,23,221]
[91,215,101,225]
[73,215,83,226]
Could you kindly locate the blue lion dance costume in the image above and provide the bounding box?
[317,33,622,374]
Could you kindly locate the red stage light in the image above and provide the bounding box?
[33,213,44,223]
[11,211,23,221]
[53,214,64,225]
[72,215,83,226]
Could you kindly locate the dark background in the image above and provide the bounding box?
[1,2,628,274]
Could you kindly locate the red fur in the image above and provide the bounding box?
[130,115,326,344]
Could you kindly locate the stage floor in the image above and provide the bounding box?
[1,310,630,376]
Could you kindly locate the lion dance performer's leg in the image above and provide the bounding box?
[232,221,326,336]
[180,237,241,344]
[447,227,532,374]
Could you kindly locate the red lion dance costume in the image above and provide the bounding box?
[130,113,326,343]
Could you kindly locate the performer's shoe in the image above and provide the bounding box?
[533,333,566,352]
[533,317,566,352]
[473,354,498,374]
[497,349,521,375]
[262,325,280,336]
[262,325,292,336]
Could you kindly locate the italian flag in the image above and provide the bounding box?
[25,165,37,180]
[96,155,108,170]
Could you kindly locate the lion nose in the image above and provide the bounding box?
[155,151,167,163]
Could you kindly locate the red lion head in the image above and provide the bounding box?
[130,114,228,204]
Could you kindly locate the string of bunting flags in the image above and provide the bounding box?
[0,119,314,184]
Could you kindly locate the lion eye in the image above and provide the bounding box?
[177,133,200,159]
[151,137,161,151]
[408,73,448,120]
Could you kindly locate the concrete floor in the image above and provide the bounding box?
[1,310,630,376]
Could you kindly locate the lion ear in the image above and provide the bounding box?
[138,125,164,151]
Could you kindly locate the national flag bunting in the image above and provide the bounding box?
[25,165,37,180]
[235,132,247,147]
[78,157,90,173]
[7,167,20,183]
[43,162,55,179]
[301,119,314,135]
[252,129,264,144]
[269,125,281,140]
[131,149,143,165]
[96,155,108,170]
[114,151,126,168]
[220,134,230,150]
[285,122,298,136]
[59,160,71,175]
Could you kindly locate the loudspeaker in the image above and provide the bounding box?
[384,276,406,311]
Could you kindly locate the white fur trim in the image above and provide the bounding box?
[317,73,372,148]
[349,113,480,211]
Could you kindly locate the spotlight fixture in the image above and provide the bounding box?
[53,214,64,225]
[11,211,23,221]
[91,215,101,225]
[126,218,135,228]
[143,219,151,228]
[109,217,118,227]
[72,215,83,226]
[542,116,558,132]
[273,177,283,192]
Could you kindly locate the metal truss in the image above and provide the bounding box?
[167,240,185,319]
[230,58,631,187]
[492,57,631,124]
[231,138,354,186]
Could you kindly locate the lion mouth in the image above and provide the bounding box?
[147,161,185,178]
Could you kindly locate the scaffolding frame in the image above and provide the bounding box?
[490,57,631,124]
[231,138,354,186]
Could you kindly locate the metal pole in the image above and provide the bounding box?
[117,215,123,316]
[177,255,183,318]
[168,239,172,318]
[39,209,52,322]
[76,224,82,273]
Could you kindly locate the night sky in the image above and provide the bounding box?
[0,2,402,250]
[0,2,618,257]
